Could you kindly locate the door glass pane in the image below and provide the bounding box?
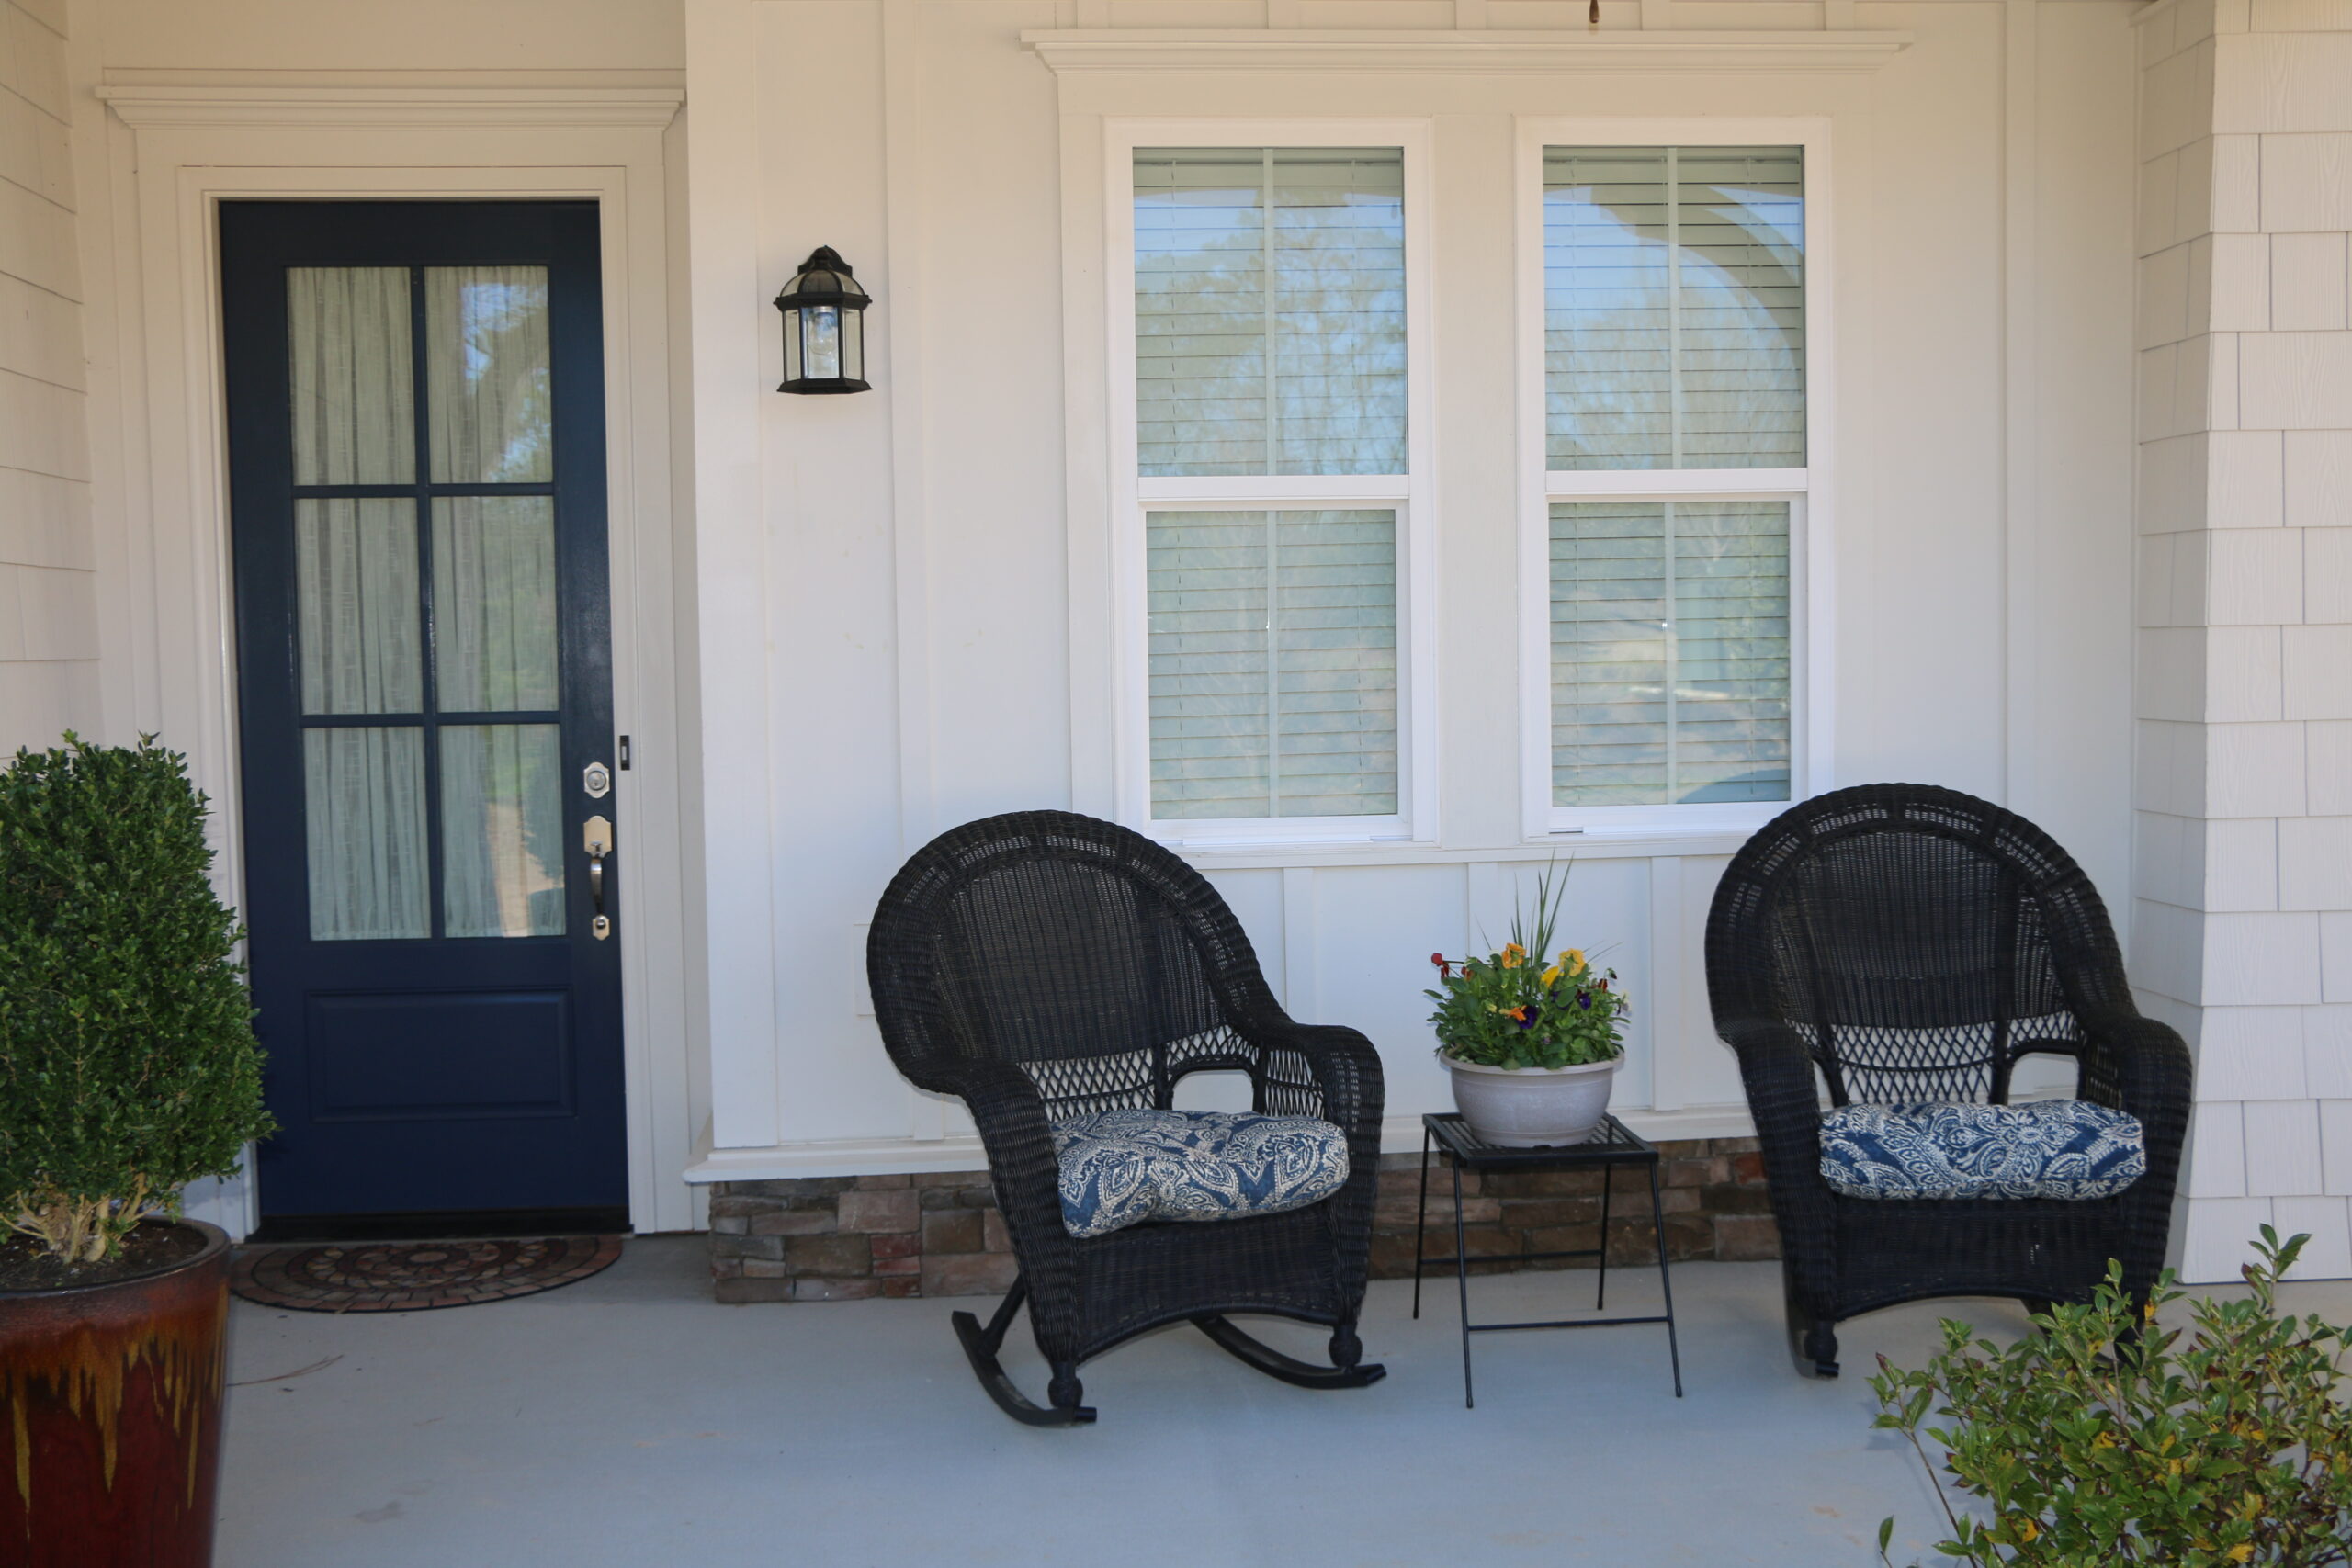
[426,266,553,483]
[441,724,566,938]
[1147,509,1398,819]
[303,728,429,940]
[1550,500,1790,807]
[297,499,422,715]
[288,267,414,485]
[433,497,558,712]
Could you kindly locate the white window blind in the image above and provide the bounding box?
[1551,501,1790,807]
[1148,509,1398,819]
[1135,148,1408,477]
[1544,146,1804,470]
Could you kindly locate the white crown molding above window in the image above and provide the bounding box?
[1020,28,1914,75]
[94,85,685,130]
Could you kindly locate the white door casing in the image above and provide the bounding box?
[81,84,701,1236]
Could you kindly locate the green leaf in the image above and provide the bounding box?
[0,737,275,1260]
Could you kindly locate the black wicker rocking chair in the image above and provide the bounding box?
[1705,784,2192,1379]
[866,810,1387,1425]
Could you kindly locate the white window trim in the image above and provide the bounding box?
[1514,116,1837,844]
[1108,118,1440,849]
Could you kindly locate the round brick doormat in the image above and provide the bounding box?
[231,1235,624,1313]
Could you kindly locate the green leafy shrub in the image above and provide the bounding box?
[1425,864,1627,1070]
[1871,1228,2352,1566]
[0,737,273,1263]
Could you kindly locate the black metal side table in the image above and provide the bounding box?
[1413,1111,1684,1408]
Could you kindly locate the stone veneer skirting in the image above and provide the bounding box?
[708,1136,1779,1303]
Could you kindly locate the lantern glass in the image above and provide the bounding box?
[804,305,841,379]
[840,308,864,383]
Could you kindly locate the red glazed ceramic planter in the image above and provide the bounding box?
[0,1221,231,1568]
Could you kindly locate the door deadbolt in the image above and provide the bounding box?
[583,761,612,799]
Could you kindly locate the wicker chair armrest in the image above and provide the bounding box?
[1241,1017,1384,1309]
[2067,1009,2193,1296]
[1717,1016,1839,1308]
[2073,1009,2194,1142]
[1717,1017,1825,1126]
[897,1055,1076,1280]
[1243,1020,1386,1143]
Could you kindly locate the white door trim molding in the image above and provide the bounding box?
[81,85,698,1238]
[95,85,685,130]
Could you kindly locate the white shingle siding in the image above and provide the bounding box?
[2137,0,2352,1278]
[0,0,95,754]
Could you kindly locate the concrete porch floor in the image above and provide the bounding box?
[218,1236,2352,1567]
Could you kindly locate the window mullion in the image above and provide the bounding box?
[1264,510,1282,816]
[1262,149,1278,478]
[1666,146,1683,471]
[1663,501,1679,804]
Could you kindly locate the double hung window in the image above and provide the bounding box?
[1106,122,1816,844]
[1120,134,1430,842]
[1530,132,1820,834]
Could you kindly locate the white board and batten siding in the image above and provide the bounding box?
[681,0,2142,1183]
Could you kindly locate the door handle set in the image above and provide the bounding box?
[583,813,614,941]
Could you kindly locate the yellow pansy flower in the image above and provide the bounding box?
[1560,948,1589,976]
[1499,942,1525,969]
[1540,964,1564,987]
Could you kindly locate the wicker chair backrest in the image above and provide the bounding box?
[867,811,1280,1119]
[1706,784,2132,1107]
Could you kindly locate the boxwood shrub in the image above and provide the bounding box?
[0,737,273,1263]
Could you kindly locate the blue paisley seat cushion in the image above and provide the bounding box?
[1049,1109,1351,1241]
[1819,1099,2146,1201]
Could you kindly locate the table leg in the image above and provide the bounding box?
[1412,1123,1431,1320]
[1596,1161,1613,1311]
[1649,1157,1684,1397]
[1453,1153,1474,1410]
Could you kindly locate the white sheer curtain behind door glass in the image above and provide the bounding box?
[288,266,413,485]
[289,265,432,941]
[442,725,566,938]
[427,266,553,483]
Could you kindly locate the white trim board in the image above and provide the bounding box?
[81,85,699,1239]
[94,85,684,129]
[684,1105,1761,1182]
[1022,29,1914,75]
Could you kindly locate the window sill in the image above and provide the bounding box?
[1176,835,1751,871]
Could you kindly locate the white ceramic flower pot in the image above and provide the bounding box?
[1439,1050,1623,1148]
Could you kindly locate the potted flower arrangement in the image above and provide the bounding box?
[0,737,274,1567]
[1426,865,1628,1147]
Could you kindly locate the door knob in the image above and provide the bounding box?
[583,814,614,940]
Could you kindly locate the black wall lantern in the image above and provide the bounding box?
[775,246,872,394]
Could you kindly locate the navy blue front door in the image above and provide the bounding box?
[221,202,627,1229]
